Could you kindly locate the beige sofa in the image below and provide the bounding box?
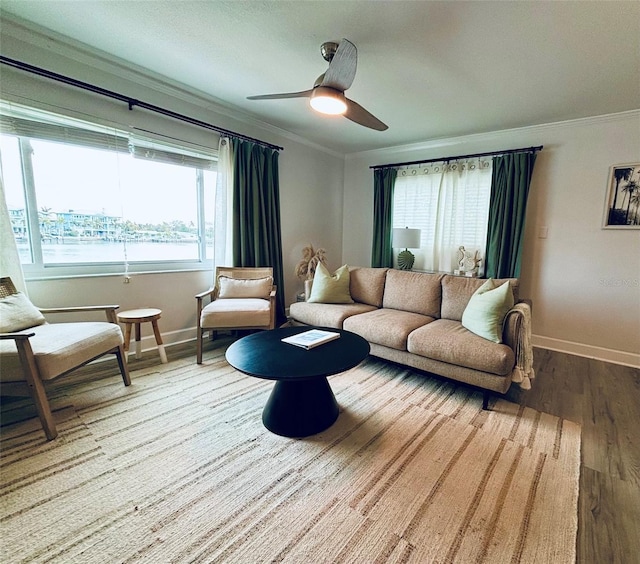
[289,267,533,408]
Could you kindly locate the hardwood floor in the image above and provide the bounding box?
[2,341,638,563]
[506,348,640,564]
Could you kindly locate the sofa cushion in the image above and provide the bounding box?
[441,275,519,321]
[289,301,376,329]
[382,270,444,318]
[344,308,434,350]
[348,267,388,307]
[462,279,514,343]
[0,322,123,382]
[0,292,46,332]
[407,319,515,376]
[308,263,354,304]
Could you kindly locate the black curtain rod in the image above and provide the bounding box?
[0,56,283,152]
[370,145,543,170]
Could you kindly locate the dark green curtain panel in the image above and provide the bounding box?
[231,139,286,324]
[371,168,397,267]
[485,152,537,279]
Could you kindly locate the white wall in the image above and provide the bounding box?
[3,19,639,367]
[343,112,640,366]
[0,22,345,350]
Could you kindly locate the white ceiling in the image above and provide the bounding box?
[1,1,639,154]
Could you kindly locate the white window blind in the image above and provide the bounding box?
[0,103,216,168]
[0,115,129,153]
[129,142,215,170]
[393,158,492,273]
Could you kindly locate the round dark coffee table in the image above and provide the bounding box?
[225,326,370,438]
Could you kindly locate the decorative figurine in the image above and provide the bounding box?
[455,246,482,277]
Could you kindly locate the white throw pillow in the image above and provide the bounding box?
[0,292,46,332]
[217,276,273,299]
[461,279,514,343]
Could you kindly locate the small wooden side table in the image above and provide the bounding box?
[117,308,168,364]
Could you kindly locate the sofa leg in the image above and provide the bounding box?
[482,390,490,410]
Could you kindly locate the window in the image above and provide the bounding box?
[393,158,492,274]
[0,104,217,277]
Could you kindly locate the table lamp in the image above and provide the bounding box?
[393,227,421,270]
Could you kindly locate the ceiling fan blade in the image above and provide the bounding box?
[247,89,313,100]
[344,98,388,131]
[321,39,357,91]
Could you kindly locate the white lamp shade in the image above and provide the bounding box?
[393,228,421,249]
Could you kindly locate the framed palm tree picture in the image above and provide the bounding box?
[603,163,640,228]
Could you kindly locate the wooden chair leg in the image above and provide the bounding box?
[197,329,203,364]
[115,345,131,386]
[29,376,58,440]
[15,340,57,440]
[482,390,491,410]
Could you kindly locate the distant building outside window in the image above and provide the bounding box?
[0,103,217,277]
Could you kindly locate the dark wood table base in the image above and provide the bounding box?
[262,377,339,438]
[225,326,370,438]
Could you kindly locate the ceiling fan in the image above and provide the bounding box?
[247,38,388,131]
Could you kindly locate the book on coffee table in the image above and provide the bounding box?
[281,329,341,350]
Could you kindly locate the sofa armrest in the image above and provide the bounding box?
[503,298,532,346]
[503,301,535,389]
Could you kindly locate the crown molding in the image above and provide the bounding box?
[346,109,640,161]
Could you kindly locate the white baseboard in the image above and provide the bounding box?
[128,327,640,369]
[532,335,640,369]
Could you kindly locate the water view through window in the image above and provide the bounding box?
[2,134,216,268]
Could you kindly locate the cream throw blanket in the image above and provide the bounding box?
[508,302,535,389]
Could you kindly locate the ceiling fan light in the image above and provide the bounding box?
[310,87,347,115]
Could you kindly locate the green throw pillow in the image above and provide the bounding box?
[307,263,354,304]
[461,279,514,343]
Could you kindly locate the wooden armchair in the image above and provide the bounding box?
[195,267,276,364]
[0,277,130,440]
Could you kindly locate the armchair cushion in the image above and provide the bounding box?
[0,292,46,332]
[218,276,273,299]
[0,322,124,382]
[201,298,272,328]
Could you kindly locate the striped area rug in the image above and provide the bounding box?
[1,346,580,563]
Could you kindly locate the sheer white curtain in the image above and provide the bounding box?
[393,157,492,273]
[0,176,27,293]
[213,136,234,275]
